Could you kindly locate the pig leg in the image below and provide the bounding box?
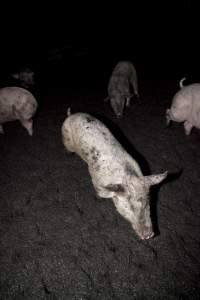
[132,80,139,98]
[166,109,171,126]
[184,121,193,135]
[0,124,4,134]
[104,96,110,102]
[126,97,131,107]
[20,119,33,136]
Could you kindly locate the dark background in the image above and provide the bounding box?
[0,1,198,83]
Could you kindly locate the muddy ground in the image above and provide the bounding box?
[0,62,200,299]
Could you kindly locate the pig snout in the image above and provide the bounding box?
[110,98,125,118]
[116,112,123,119]
[133,214,155,240]
[135,225,154,240]
[141,231,154,240]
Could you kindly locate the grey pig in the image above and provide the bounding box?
[106,61,139,118]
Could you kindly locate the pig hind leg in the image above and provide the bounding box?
[20,118,33,136]
[126,97,131,107]
[133,82,139,98]
[184,121,193,135]
[130,77,139,98]
[0,124,4,134]
[166,109,171,125]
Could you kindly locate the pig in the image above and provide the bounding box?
[106,61,139,118]
[62,109,167,239]
[11,68,35,89]
[166,78,200,135]
[0,87,38,135]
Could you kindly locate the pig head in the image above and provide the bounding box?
[94,168,167,240]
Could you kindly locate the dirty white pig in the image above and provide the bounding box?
[62,109,167,239]
[106,61,139,118]
[11,68,35,89]
[166,78,200,135]
[0,87,38,135]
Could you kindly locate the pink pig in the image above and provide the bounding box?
[0,87,38,136]
[166,78,200,135]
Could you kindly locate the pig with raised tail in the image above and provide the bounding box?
[106,61,139,118]
[62,109,167,239]
[0,87,38,136]
[166,78,200,135]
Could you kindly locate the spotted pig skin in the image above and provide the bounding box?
[62,111,167,239]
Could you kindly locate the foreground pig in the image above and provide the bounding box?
[166,78,200,135]
[62,109,167,239]
[106,61,139,118]
[0,87,38,135]
[11,68,35,89]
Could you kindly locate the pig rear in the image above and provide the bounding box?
[62,111,167,239]
[166,81,200,135]
[0,87,38,135]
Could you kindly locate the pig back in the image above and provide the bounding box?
[62,113,125,161]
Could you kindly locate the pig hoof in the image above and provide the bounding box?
[0,126,4,134]
[185,131,191,136]
[27,128,33,136]
[141,232,154,240]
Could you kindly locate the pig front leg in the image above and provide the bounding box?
[184,120,193,135]
[126,97,131,107]
[0,124,4,134]
[166,109,171,126]
[20,119,33,136]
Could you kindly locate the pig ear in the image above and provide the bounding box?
[143,171,168,186]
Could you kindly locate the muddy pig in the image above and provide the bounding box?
[166,78,200,135]
[0,87,38,135]
[106,61,139,118]
[62,109,167,239]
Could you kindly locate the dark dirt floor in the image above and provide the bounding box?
[0,68,200,299]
